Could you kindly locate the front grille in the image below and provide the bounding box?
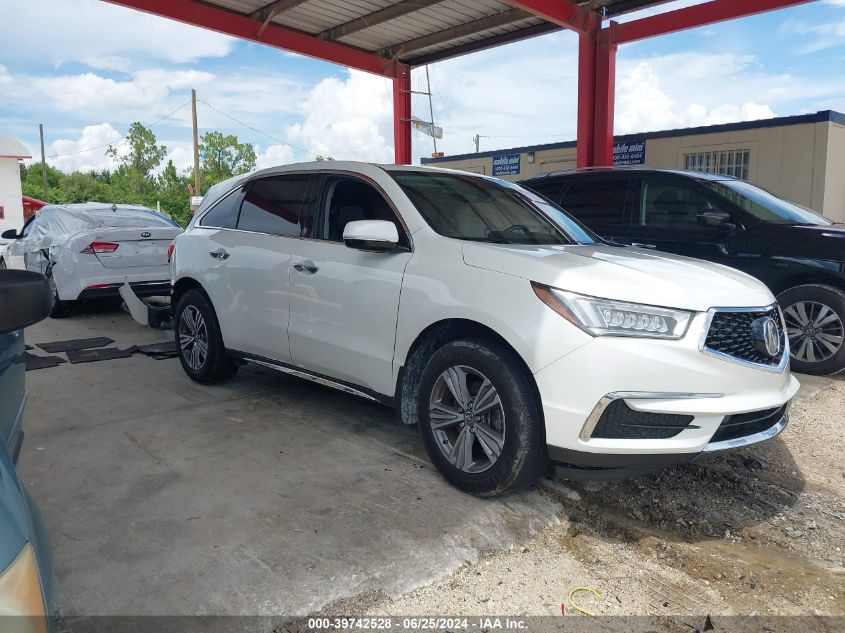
[704,307,785,367]
[711,404,787,443]
[592,400,695,440]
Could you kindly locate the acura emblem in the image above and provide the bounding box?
[141,231,151,238]
[752,316,781,358]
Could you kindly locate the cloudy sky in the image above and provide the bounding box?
[1,0,845,173]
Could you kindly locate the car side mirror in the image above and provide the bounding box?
[1,229,19,240]
[0,271,53,335]
[697,210,736,231]
[343,220,400,252]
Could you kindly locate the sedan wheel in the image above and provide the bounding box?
[429,364,506,474]
[783,300,844,364]
[179,305,209,371]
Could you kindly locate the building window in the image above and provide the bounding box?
[684,149,750,180]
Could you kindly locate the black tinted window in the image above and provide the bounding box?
[319,177,408,247]
[636,179,724,233]
[524,180,563,203]
[560,178,628,227]
[199,188,243,229]
[238,175,310,236]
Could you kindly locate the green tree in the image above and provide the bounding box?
[106,122,166,197]
[199,131,256,188]
[57,172,112,203]
[20,163,63,201]
[157,160,192,226]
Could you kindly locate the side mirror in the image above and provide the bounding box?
[697,210,736,230]
[0,271,53,335]
[343,220,400,252]
[1,229,19,240]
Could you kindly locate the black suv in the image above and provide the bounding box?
[521,168,845,375]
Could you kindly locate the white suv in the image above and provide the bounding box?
[170,162,799,496]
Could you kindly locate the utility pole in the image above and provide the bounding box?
[473,134,480,153]
[191,89,202,198]
[39,124,49,201]
[425,65,437,155]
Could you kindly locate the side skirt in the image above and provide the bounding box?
[228,350,396,408]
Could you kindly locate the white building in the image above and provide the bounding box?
[0,137,33,238]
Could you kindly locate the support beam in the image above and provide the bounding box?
[250,0,309,21]
[609,0,814,44]
[393,64,412,165]
[102,0,396,76]
[407,22,559,66]
[320,0,446,42]
[592,38,617,166]
[500,0,592,31]
[576,27,596,168]
[378,9,530,58]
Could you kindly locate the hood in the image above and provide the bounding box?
[463,243,774,312]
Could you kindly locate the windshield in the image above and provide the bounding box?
[703,179,831,225]
[390,171,598,245]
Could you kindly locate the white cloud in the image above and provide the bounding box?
[42,123,122,172]
[256,144,297,169]
[0,0,235,69]
[615,58,776,133]
[286,71,394,162]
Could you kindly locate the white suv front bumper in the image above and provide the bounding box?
[535,311,800,470]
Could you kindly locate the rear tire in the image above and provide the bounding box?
[779,284,845,376]
[416,338,547,496]
[174,288,238,384]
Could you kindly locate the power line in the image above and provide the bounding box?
[197,99,320,159]
[45,101,190,159]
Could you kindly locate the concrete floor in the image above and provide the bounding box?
[17,302,559,617]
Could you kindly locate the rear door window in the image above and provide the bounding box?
[559,177,629,232]
[237,174,311,236]
[524,180,563,204]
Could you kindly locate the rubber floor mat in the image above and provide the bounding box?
[24,352,67,371]
[66,346,137,364]
[135,341,178,359]
[37,337,114,353]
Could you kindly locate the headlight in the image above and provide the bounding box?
[0,543,47,632]
[532,283,693,339]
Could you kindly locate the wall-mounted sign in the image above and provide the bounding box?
[613,140,646,166]
[492,153,521,176]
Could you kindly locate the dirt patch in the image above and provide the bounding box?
[330,377,845,617]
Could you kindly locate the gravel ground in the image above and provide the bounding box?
[317,374,845,618]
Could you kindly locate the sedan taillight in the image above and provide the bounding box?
[81,241,119,254]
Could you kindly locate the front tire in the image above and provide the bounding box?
[417,338,547,496]
[779,284,845,375]
[174,288,238,384]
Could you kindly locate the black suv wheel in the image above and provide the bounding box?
[417,338,547,496]
[174,288,238,384]
[779,284,845,375]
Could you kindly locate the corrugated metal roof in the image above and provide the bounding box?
[195,1,675,66]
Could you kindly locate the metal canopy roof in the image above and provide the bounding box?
[195,0,673,67]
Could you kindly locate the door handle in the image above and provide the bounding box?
[631,242,657,249]
[209,248,230,260]
[293,260,319,274]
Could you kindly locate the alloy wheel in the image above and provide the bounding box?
[429,365,506,474]
[783,301,844,363]
[179,305,209,371]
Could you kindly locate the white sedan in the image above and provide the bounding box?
[1,203,182,317]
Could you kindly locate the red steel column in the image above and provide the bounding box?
[393,63,412,165]
[592,35,617,167]
[576,26,597,167]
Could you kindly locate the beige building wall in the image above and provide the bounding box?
[426,116,845,223]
